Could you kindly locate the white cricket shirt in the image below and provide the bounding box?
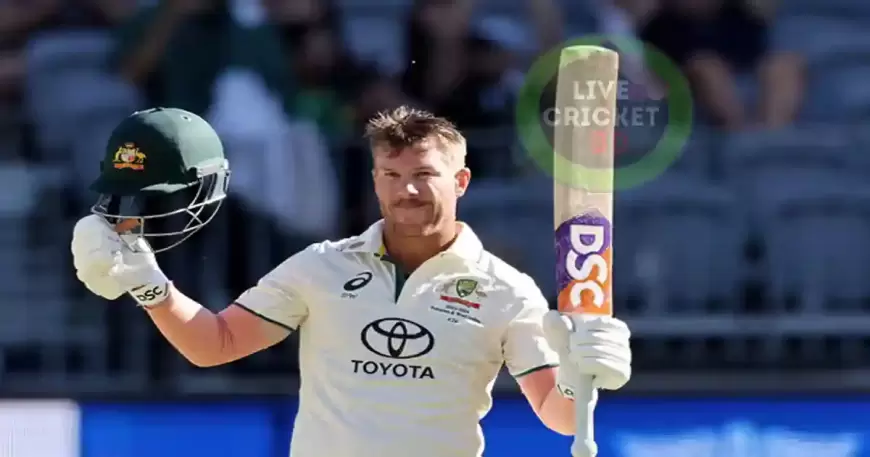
[235,220,559,457]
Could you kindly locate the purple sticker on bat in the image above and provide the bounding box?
[555,210,612,314]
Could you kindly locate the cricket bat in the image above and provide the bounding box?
[552,46,618,457]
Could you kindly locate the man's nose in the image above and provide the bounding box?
[397,182,420,197]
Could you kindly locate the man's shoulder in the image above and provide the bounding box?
[265,235,368,285]
[475,249,542,299]
[286,234,369,262]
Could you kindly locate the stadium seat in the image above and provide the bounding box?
[721,127,863,218]
[774,17,870,121]
[758,187,870,312]
[773,16,868,56]
[23,31,142,162]
[777,0,870,18]
[24,30,113,74]
[805,57,870,121]
[615,174,744,314]
[616,124,716,180]
[0,165,110,382]
[854,128,870,172]
[808,66,870,122]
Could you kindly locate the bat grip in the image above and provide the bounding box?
[572,375,599,457]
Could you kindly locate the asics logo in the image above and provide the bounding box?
[343,272,373,291]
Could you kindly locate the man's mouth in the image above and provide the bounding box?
[394,202,428,209]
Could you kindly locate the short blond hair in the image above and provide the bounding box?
[365,106,466,167]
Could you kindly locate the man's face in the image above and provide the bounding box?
[372,140,470,236]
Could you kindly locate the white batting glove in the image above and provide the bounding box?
[71,215,171,307]
[543,311,632,395]
[72,215,127,299]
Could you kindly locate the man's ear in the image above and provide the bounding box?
[455,167,471,197]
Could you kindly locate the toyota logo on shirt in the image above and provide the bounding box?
[360,317,435,359]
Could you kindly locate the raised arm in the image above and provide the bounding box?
[144,290,291,367]
[505,275,632,441]
[71,215,310,368]
[501,276,573,435]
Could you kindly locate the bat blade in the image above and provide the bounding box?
[552,45,618,457]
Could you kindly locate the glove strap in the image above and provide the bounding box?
[127,269,171,308]
[557,382,577,399]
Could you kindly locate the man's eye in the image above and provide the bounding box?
[415,171,435,178]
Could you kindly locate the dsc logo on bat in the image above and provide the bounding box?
[555,213,612,315]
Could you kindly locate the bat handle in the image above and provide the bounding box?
[572,375,599,457]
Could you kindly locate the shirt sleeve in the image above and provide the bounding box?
[233,246,315,331]
[502,276,560,378]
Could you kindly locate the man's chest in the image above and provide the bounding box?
[299,256,510,376]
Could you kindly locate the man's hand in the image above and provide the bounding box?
[543,311,632,395]
[71,215,171,307]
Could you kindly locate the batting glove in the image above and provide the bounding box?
[71,215,170,307]
[543,311,632,395]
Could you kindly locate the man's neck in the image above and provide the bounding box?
[383,222,460,272]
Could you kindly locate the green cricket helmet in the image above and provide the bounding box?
[90,107,230,252]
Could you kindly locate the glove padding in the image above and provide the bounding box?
[543,311,632,395]
[72,215,127,299]
[71,215,170,307]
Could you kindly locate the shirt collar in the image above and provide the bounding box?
[344,219,484,264]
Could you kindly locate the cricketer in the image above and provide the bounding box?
[70,106,632,457]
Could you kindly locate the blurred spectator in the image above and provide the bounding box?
[589,0,660,86]
[17,0,141,177]
[113,0,234,115]
[640,0,806,129]
[1,0,132,42]
[403,0,562,111]
[0,1,52,161]
[437,18,527,129]
[0,1,54,100]
[402,0,562,178]
[221,0,352,140]
[261,0,339,36]
[402,0,472,109]
[0,52,21,101]
[204,0,357,284]
[282,23,364,144]
[32,0,135,30]
[599,0,659,31]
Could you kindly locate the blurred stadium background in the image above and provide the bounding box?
[1,0,869,456]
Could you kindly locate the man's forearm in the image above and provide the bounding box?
[538,386,576,435]
[144,285,232,367]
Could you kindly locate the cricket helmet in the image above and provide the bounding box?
[90,107,230,252]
